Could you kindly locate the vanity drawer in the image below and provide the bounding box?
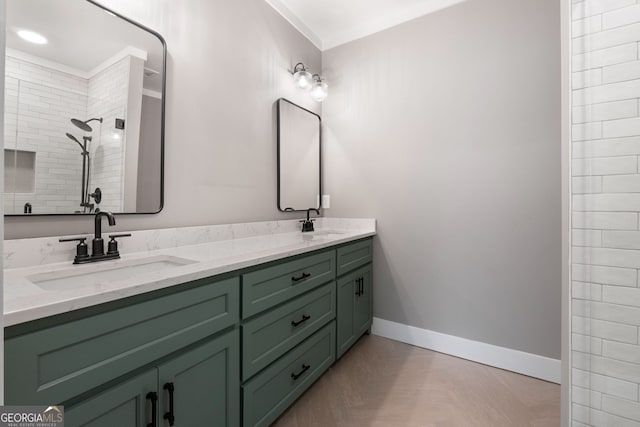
[242,321,335,427]
[242,282,335,380]
[5,276,239,405]
[336,238,372,276]
[242,250,335,318]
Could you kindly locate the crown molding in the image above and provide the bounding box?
[265,0,323,50]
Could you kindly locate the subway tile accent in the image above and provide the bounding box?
[572,3,640,422]
[4,53,133,214]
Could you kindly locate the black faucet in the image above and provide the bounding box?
[300,208,320,232]
[59,211,131,264]
[92,211,116,256]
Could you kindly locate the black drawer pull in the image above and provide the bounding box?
[355,277,363,296]
[163,382,175,426]
[291,364,310,380]
[146,391,158,427]
[291,272,311,282]
[291,314,311,327]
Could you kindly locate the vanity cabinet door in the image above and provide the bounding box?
[65,369,157,427]
[157,329,240,427]
[354,267,372,338]
[336,265,372,359]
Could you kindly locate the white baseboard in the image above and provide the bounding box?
[371,317,561,384]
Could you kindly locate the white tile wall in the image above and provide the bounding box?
[3,54,132,214]
[573,99,638,123]
[572,1,640,424]
[87,57,130,213]
[4,56,87,213]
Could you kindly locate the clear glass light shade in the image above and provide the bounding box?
[310,80,328,102]
[293,69,313,90]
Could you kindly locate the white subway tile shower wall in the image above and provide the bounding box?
[572,1,640,425]
[3,54,133,214]
[86,56,131,213]
[4,56,87,214]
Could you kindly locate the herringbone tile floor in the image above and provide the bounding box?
[273,335,560,427]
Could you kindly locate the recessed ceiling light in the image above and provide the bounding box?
[17,30,47,45]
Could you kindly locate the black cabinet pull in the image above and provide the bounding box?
[291,272,311,282]
[356,277,364,297]
[291,314,311,327]
[291,364,310,380]
[163,382,175,426]
[146,391,158,427]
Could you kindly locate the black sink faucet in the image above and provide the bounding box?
[93,211,116,256]
[300,208,320,232]
[59,211,131,264]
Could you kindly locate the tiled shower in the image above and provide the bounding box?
[3,52,131,214]
[572,0,640,424]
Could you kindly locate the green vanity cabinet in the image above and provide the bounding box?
[242,321,336,427]
[240,249,339,427]
[5,236,374,427]
[156,330,239,427]
[65,369,157,427]
[242,250,335,319]
[242,282,336,380]
[336,238,373,276]
[5,275,240,427]
[65,330,239,427]
[336,254,373,359]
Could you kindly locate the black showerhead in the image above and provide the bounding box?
[71,118,92,132]
[66,132,80,144]
[70,117,103,132]
[66,133,88,154]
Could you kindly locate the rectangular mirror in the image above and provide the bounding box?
[277,98,321,212]
[4,0,165,215]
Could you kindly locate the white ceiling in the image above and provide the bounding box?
[6,0,164,92]
[266,0,467,50]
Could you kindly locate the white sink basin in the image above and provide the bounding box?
[27,255,197,291]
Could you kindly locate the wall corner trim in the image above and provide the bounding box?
[372,317,561,384]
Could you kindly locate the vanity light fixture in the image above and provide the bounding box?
[292,63,313,90]
[17,29,47,45]
[291,63,329,102]
[310,74,328,102]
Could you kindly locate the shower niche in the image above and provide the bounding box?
[4,0,166,215]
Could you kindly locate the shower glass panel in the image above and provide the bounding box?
[571,1,640,425]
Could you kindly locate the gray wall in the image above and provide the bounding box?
[322,0,561,358]
[4,0,321,238]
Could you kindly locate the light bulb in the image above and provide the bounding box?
[17,30,47,45]
[293,69,313,90]
[310,79,328,102]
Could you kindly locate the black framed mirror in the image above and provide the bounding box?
[4,0,166,215]
[277,98,321,212]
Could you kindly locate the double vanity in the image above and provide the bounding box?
[2,1,356,425]
[4,218,375,426]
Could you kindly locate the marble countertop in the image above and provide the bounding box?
[4,218,375,327]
